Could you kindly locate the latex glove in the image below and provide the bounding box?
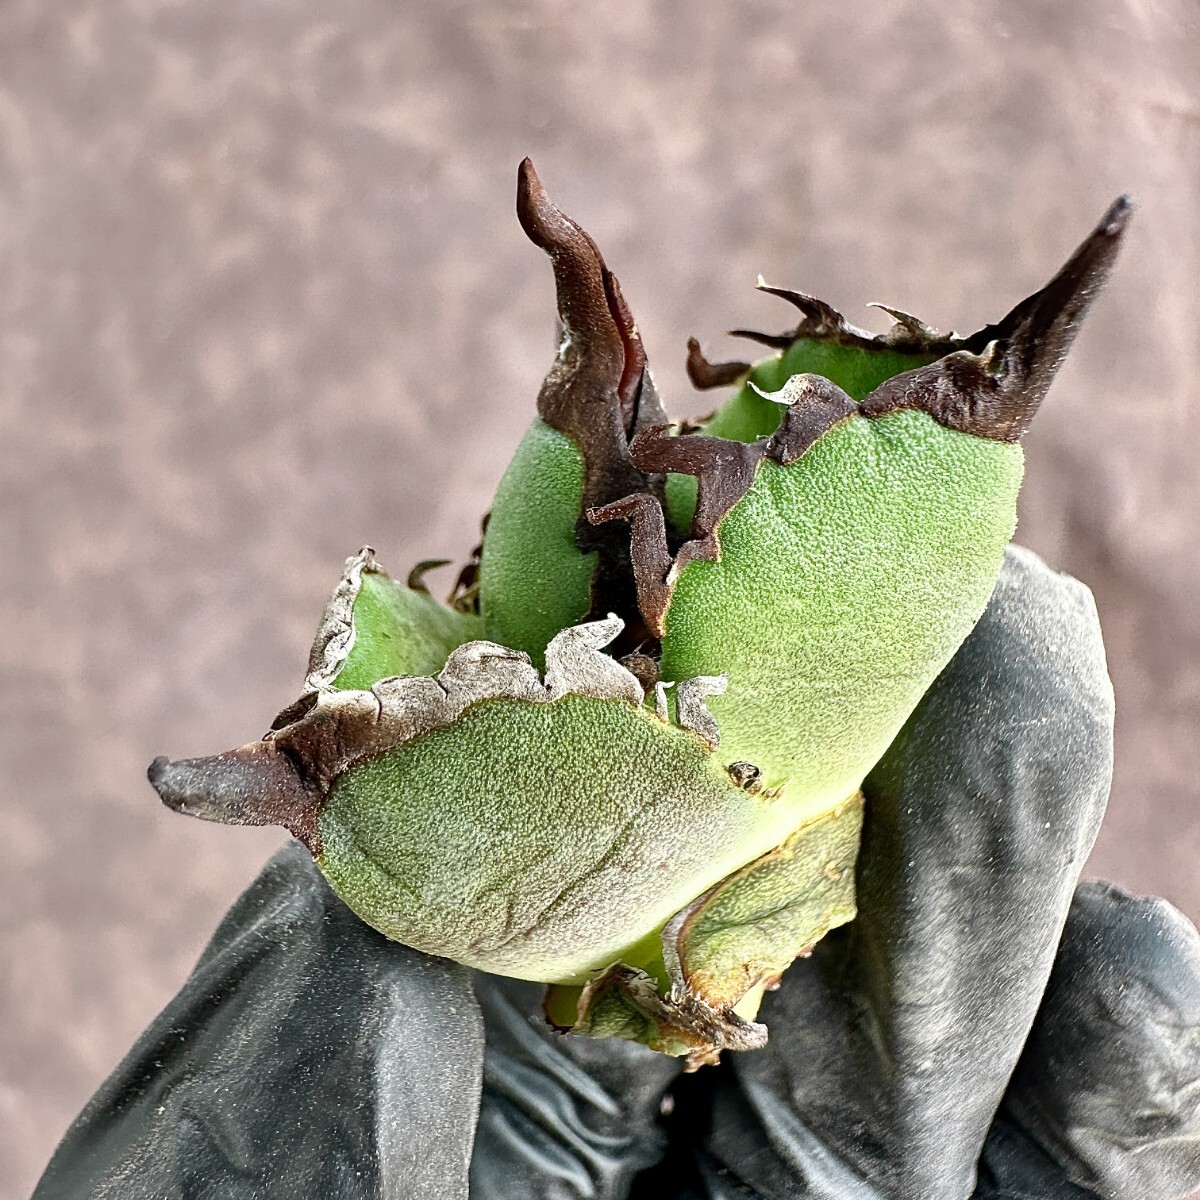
[33,548,1200,1199]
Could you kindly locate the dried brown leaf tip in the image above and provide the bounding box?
[722,274,960,358]
[690,197,1130,434]
[858,195,1133,440]
[516,159,666,502]
[515,159,675,634]
[149,613,654,858]
[570,961,768,1069]
[148,745,320,851]
[686,336,751,391]
[595,196,1131,640]
[406,559,451,596]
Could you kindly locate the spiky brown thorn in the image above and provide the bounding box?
[517,159,668,633]
[709,193,1132,370]
[754,279,848,337]
[744,263,992,356]
[148,746,320,852]
[685,337,751,390]
[588,428,763,637]
[407,559,451,595]
[448,512,487,614]
[585,491,675,637]
[724,274,932,354]
[867,303,943,344]
[600,198,1131,637]
[861,194,1133,441]
[728,327,796,351]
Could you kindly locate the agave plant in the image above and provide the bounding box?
[149,162,1128,1068]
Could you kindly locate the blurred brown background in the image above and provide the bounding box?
[1,2,1198,1196]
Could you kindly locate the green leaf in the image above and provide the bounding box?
[478,419,597,670]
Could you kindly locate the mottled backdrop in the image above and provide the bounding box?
[1,2,1198,1196]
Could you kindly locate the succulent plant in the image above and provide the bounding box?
[149,162,1128,1068]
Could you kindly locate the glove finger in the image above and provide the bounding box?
[470,973,683,1199]
[714,546,1114,1197]
[978,879,1200,1199]
[33,842,485,1200]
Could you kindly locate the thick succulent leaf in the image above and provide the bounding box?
[669,319,942,531]
[663,792,863,1010]
[669,196,1130,532]
[548,793,862,1066]
[687,199,1129,439]
[661,409,1023,793]
[478,419,597,669]
[307,547,483,693]
[691,308,945,441]
[151,606,814,987]
[598,198,1130,796]
[316,681,797,984]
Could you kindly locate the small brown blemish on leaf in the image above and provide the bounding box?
[726,761,762,790]
[618,651,660,695]
[675,676,727,749]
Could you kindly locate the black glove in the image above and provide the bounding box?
[33,548,1200,1199]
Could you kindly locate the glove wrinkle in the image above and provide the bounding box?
[982,881,1200,1200]
[973,1120,1097,1199]
[720,1077,888,1198]
[33,843,484,1200]
[471,975,682,1198]
[713,547,1114,1197]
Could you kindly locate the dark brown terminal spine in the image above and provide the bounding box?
[516,159,669,640]
[860,195,1133,441]
[685,337,752,391]
[148,746,322,854]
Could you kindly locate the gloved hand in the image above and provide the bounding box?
[33,547,1200,1200]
